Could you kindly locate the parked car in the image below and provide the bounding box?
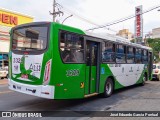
[152,64,160,81]
[0,67,8,79]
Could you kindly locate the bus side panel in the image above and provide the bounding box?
[99,64,124,93]
[99,64,147,93]
[84,66,89,95]
[136,65,148,84]
[52,64,86,99]
[49,24,85,99]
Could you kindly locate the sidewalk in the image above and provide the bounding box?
[0,79,8,85]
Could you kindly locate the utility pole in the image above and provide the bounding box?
[49,0,63,22]
[53,0,56,22]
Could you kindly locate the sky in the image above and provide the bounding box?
[0,0,160,35]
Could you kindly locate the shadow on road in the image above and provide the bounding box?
[10,82,153,112]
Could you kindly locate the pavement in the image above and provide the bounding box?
[0,78,8,85]
[0,80,160,120]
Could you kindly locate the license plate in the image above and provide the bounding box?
[21,74,28,79]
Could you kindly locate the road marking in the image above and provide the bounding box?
[0,90,13,95]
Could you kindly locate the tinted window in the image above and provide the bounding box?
[86,41,98,66]
[3,54,8,60]
[142,50,148,64]
[4,60,8,66]
[135,48,142,64]
[127,47,134,63]
[0,55,2,60]
[12,26,48,51]
[0,60,8,67]
[117,44,124,53]
[116,44,126,63]
[60,31,84,63]
[0,54,8,68]
[0,54,8,60]
[102,42,115,62]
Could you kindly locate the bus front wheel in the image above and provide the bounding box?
[103,78,114,98]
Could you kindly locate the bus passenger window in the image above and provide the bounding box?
[127,47,134,63]
[102,42,115,63]
[60,31,84,63]
[142,50,148,64]
[135,48,142,64]
[116,44,126,63]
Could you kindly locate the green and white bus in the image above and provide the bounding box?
[8,22,153,99]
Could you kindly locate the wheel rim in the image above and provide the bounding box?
[143,76,146,83]
[106,82,112,95]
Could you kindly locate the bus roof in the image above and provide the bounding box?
[85,31,152,50]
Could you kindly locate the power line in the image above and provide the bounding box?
[59,4,118,32]
[55,0,119,32]
[87,5,160,31]
[52,2,160,33]
[59,4,100,26]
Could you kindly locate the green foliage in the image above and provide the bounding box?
[130,39,135,43]
[147,38,160,62]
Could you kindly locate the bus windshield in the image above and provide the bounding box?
[12,25,48,51]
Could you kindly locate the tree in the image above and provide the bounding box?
[146,38,160,62]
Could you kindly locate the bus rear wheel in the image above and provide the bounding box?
[141,74,147,86]
[103,78,114,98]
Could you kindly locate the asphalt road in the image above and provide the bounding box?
[0,79,160,120]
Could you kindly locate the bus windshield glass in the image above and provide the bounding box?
[12,26,48,51]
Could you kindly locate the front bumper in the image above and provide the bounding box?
[8,79,55,99]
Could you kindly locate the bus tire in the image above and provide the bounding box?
[141,74,147,86]
[103,78,114,98]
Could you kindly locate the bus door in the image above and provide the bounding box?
[85,41,100,95]
[148,52,153,80]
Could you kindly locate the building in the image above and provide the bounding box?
[116,29,133,40]
[0,8,33,65]
[152,27,160,39]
